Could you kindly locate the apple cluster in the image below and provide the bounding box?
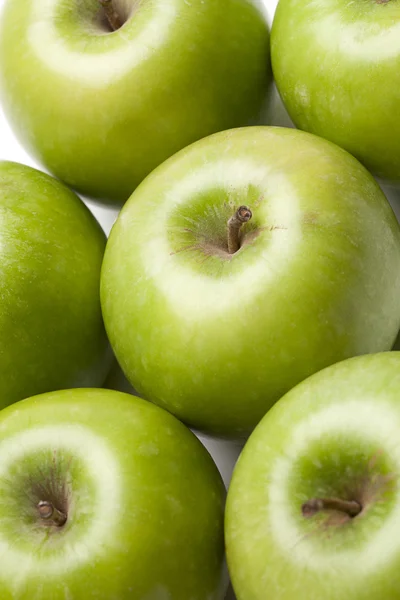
[0,0,399,599]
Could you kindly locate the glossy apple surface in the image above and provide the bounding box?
[100,126,400,438]
[0,388,226,599]
[0,161,111,408]
[0,0,271,204]
[271,0,400,183]
[226,352,400,600]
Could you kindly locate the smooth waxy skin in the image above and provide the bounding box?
[271,0,400,183]
[0,0,271,204]
[0,161,111,408]
[101,127,400,438]
[0,388,226,599]
[226,352,400,600]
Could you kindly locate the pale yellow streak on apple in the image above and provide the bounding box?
[0,425,120,591]
[268,400,400,573]
[28,0,178,85]
[134,159,301,317]
[315,13,400,61]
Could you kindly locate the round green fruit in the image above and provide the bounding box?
[100,126,400,438]
[0,0,272,204]
[271,0,400,183]
[0,161,111,408]
[0,388,226,599]
[226,352,400,600]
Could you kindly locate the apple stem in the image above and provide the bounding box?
[37,500,67,527]
[302,497,362,519]
[99,0,123,31]
[227,206,252,254]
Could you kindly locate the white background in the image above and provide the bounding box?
[0,1,399,598]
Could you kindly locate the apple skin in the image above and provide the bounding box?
[0,388,226,599]
[271,0,400,184]
[0,0,271,205]
[100,126,400,438]
[225,352,400,600]
[0,161,111,408]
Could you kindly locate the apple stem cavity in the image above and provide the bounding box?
[227,206,252,254]
[302,497,362,519]
[99,0,123,31]
[37,500,67,527]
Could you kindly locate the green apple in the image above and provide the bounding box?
[225,351,400,600]
[0,387,226,599]
[0,0,271,205]
[271,0,400,183]
[100,126,400,438]
[0,161,111,408]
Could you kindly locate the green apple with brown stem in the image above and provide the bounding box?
[0,387,226,599]
[101,126,400,438]
[226,352,400,600]
[0,0,272,204]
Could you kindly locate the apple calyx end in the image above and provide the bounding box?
[227,205,253,254]
[302,497,362,519]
